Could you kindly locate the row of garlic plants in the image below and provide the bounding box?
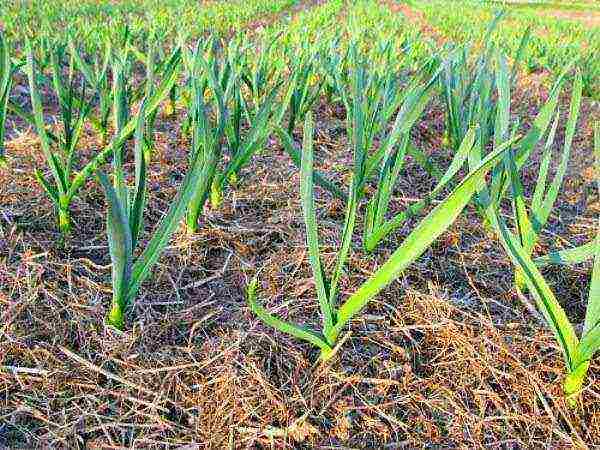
[407,0,599,99]
[0,0,598,405]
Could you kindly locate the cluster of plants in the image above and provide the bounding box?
[1,0,599,408]
[408,0,599,99]
[0,0,301,54]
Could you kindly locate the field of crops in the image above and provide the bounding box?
[1,0,599,447]
[407,0,599,98]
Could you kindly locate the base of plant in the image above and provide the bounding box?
[563,361,590,407]
[58,209,72,234]
[319,346,335,361]
[442,133,450,149]
[228,172,239,188]
[186,220,198,234]
[106,303,125,330]
[163,103,175,117]
[210,185,223,210]
[186,209,201,234]
[481,216,497,236]
[514,268,527,293]
[363,240,377,254]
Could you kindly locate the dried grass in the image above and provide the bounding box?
[1,72,599,448]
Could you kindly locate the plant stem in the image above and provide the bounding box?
[564,360,590,407]
[107,301,125,330]
[58,207,72,234]
[319,345,334,361]
[186,153,219,233]
[514,267,527,292]
[210,179,223,210]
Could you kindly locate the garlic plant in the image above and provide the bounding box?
[184,40,285,231]
[100,56,212,329]
[474,53,593,404]
[247,111,517,359]
[25,41,181,234]
[489,123,599,405]
[0,32,13,168]
[69,38,113,144]
[26,42,93,233]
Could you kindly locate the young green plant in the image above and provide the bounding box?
[185,40,284,230]
[476,55,582,292]
[183,41,233,232]
[247,112,517,359]
[470,54,592,403]
[440,14,529,151]
[278,43,444,215]
[510,72,582,290]
[362,69,451,252]
[26,42,92,233]
[25,41,181,234]
[0,32,13,168]
[488,122,600,405]
[69,38,113,144]
[99,70,215,329]
[438,46,576,257]
[284,44,324,135]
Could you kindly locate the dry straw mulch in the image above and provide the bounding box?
[1,70,600,448]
